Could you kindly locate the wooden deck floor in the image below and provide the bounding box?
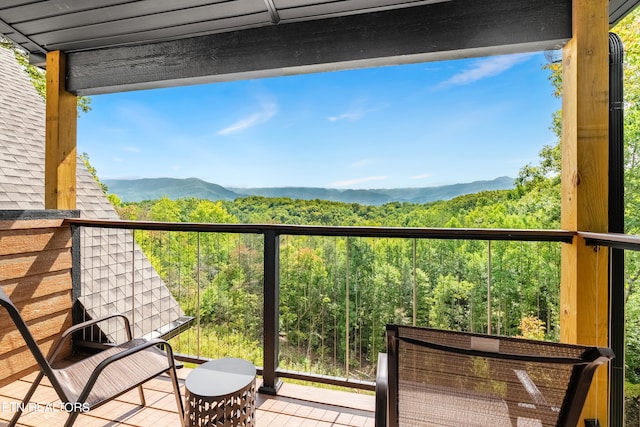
[0,368,375,427]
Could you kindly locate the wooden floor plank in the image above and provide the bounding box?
[0,368,375,427]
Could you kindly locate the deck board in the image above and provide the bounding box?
[0,368,375,426]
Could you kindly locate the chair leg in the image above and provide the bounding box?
[169,368,185,426]
[64,409,81,427]
[8,371,44,427]
[137,385,146,406]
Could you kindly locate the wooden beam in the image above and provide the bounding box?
[66,0,571,95]
[45,51,77,209]
[560,0,610,425]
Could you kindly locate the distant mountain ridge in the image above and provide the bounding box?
[104,176,515,205]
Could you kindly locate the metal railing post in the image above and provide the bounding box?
[131,229,136,338]
[487,240,492,335]
[197,232,201,359]
[608,32,625,427]
[260,229,282,394]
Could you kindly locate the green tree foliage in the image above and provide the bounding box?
[429,275,475,330]
[80,152,109,194]
[123,187,565,380]
[627,290,640,383]
[616,10,640,236]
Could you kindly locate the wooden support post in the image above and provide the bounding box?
[560,0,610,424]
[45,51,77,209]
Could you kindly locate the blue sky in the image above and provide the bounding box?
[77,51,560,189]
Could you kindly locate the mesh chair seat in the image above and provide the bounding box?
[55,339,173,407]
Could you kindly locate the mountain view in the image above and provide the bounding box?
[104,176,514,205]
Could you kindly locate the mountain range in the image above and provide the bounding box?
[104,176,515,205]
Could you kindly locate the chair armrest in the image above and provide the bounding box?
[48,314,133,363]
[375,353,388,427]
[77,338,176,404]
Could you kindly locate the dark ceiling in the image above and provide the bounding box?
[0,0,637,95]
[0,0,451,55]
[610,0,640,24]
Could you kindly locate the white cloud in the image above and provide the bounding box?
[434,53,534,89]
[329,176,388,188]
[328,98,386,122]
[123,146,141,153]
[217,101,277,135]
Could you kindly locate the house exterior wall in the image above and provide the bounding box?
[0,214,75,387]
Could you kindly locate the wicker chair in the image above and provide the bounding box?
[376,324,614,427]
[0,287,185,427]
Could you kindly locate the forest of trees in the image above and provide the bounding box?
[114,191,563,381]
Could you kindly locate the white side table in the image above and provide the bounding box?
[184,358,256,427]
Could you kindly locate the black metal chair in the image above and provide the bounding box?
[376,324,614,427]
[0,286,185,427]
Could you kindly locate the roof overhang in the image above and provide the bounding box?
[0,0,637,95]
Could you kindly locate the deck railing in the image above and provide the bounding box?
[65,218,577,394]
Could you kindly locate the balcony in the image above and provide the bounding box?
[0,214,634,426]
[0,0,627,424]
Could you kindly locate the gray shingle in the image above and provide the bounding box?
[0,47,184,340]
